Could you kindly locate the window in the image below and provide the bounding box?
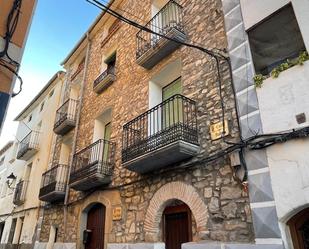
[105,52,116,75]
[28,114,32,122]
[40,102,45,112]
[8,218,17,243]
[24,163,32,182]
[0,222,5,242]
[248,4,306,75]
[49,89,54,98]
[17,217,24,244]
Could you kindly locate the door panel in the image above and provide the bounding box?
[288,207,309,249]
[85,204,105,249]
[163,204,192,249]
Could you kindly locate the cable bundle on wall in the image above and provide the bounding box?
[0,0,24,97]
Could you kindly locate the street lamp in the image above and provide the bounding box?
[6,173,16,189]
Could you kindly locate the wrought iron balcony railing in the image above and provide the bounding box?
[54,99,78,135]
[17,131,40,160]
[93,66,116,93]
[39,164,69,202]
[136,0,185,69]
[13,180,28,205]
[122,94,199,173]
[70,139,116,191]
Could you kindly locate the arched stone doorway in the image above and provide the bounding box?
[163,200,192,249]
[77,190,121,249]
[144,181,208,242]
[287,207,309,249]
[84,203,106,249]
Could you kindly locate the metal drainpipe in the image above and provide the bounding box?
[63,32,91,242]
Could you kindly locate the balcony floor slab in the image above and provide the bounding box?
[70,173,112,192]
[54,119,76,135]
[123,140,199,174]
[137,28,186,69]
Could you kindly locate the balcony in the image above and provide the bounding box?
[39,164,69,202]
[136,0,186,69]
[122,94,199,174]
[13,180,28,205]
[54,99,78,135]
[17,131,40,160]
[70,139,115,191]
[93,67,116,94]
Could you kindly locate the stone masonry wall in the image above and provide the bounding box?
[40,0,254,245]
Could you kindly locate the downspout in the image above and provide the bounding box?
[63,32,91,242]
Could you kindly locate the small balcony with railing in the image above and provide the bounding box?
[13,180,28,205]
[54,99,78,135]
[69,139,115,191]
[39,164,69,202]
[122,94,199,174]
[136,0,186,69]
[17,131,40,160]
[93,64,116,94]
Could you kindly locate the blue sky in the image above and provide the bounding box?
[21,0,100,77]
[0,0,100,147]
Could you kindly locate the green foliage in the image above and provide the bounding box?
[253,74,266,88]
[253,51,309,88]
[297,51,309,65]
[271,67,280,78]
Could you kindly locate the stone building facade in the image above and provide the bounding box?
[37,0,282,249]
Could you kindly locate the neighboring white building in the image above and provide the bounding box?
[223,0,309,249]
[0,72,65,249]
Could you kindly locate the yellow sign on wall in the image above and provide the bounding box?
[210,120,229,140]
[112,207,122,221]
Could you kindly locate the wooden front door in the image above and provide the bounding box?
[288,208,309,249]
[163,204,192,249]
[85,203,105,249]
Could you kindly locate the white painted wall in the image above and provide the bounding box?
[256,63,309,249]
[266,140,309,249]
[0,142,26,244]
[240,1,309,248]
[257,61,309,134]
[0,75,64,245]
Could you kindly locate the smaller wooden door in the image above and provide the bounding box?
[163,204,192,249]
[288,208,309,249]
[85,204,105,249]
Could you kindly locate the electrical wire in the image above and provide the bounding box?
[66,125,309,205]
[0,0,24,97]
[87,0,226,59]
[0,59,23,97]
[99,0,227,54]
[0,0,22,66]
[86,0,237,143]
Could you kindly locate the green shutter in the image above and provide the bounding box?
[162,78,183,128]
[103,122,111,162]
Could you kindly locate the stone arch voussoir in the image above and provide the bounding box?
[144,181,209,241]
